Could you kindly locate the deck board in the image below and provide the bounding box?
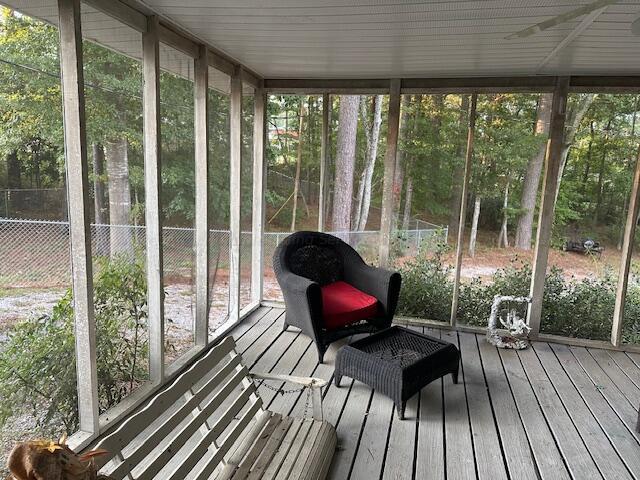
[458,332,508,480]
[532,342,633,480]
[440,329,477,480]
[229,307,640,480]
[414,326,445,480]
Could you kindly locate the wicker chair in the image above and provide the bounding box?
[273,231,402,363]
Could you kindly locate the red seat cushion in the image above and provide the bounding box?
[320,281,379,330]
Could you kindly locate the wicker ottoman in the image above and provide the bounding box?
[334,326,460,419]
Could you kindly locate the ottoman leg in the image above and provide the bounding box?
[396,402,406,420]
[451,366,460,384]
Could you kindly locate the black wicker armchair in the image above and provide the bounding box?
[273,231,402,363]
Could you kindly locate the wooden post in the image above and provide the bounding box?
[379,79,401,267]
[194,45,209,346]
[57,0,99,434]
[527,76,570,337]
[229,67,242,323]
[143,16,165,382]
[251,85,266,305]
[450,93,477,326]
[318,93,330,232]
[611,146,640,346]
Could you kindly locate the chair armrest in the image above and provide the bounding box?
[251,373,327,420]
[277,271,319,295]
[344,263,402,319]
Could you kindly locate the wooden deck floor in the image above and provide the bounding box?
[232,307,640,480]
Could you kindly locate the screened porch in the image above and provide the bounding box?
[1,0,640,478]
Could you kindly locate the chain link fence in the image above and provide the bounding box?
[0,217,446,293]
[0,218,235,289]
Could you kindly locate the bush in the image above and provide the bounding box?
[0,255,148,436]
[396,247,454,322]
[397,255,640,343]
[457,259,532,326]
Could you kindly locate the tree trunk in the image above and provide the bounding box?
[402,176,413,231]
[514,93,553,250]
[448,95,469,239]
[595,123,610,224]
[7,150,21,189]
[92,143,109,256]
[554,94,597,204]
[498,180,510,248]
[469,196,481,257]
[290,104,305,231]
[331,95,360,235]
[105,137,133,258]
[354,95,383,231]
[392,96,411,230]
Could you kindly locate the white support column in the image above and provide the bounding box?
[57,0,99,435]
[251,85,266,305]
[229,67,243,323]
[143,16,165,382]
[194,45,209,346]
[611,147,640,346]
[379,79,401,267]
[527,76,570,337]
[450,93,477,326]
[318,93,330,232]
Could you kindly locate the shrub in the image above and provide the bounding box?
[397,255,640,343]
[457,260,532,326]
[0,255,148,436]
[396,247,454,323]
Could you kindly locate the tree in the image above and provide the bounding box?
[514,93,553,250]
[448,95,469,239]
[290,102,305,231]
[105,138,133,257]
[353,95,383,231]
[331,95,359,233]
[92,143,109,255]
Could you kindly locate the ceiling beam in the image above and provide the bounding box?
[402,76,557,93]
[569,76,640,92]
[82,0,262,88]
[263,78,390,94]
[263,76,640,94]
[83,0,146,31]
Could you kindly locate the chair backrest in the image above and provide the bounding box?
[92,336,262,480]
[275,231,359,285]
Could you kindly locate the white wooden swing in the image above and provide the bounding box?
[90,336,336,480]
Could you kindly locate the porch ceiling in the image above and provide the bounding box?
[6,1,640,82]
[141,0,640,78]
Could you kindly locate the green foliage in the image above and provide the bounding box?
[457,260,532,326]
[0,256,148,435]
[397,247,454,323]
[398,258,640,342]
